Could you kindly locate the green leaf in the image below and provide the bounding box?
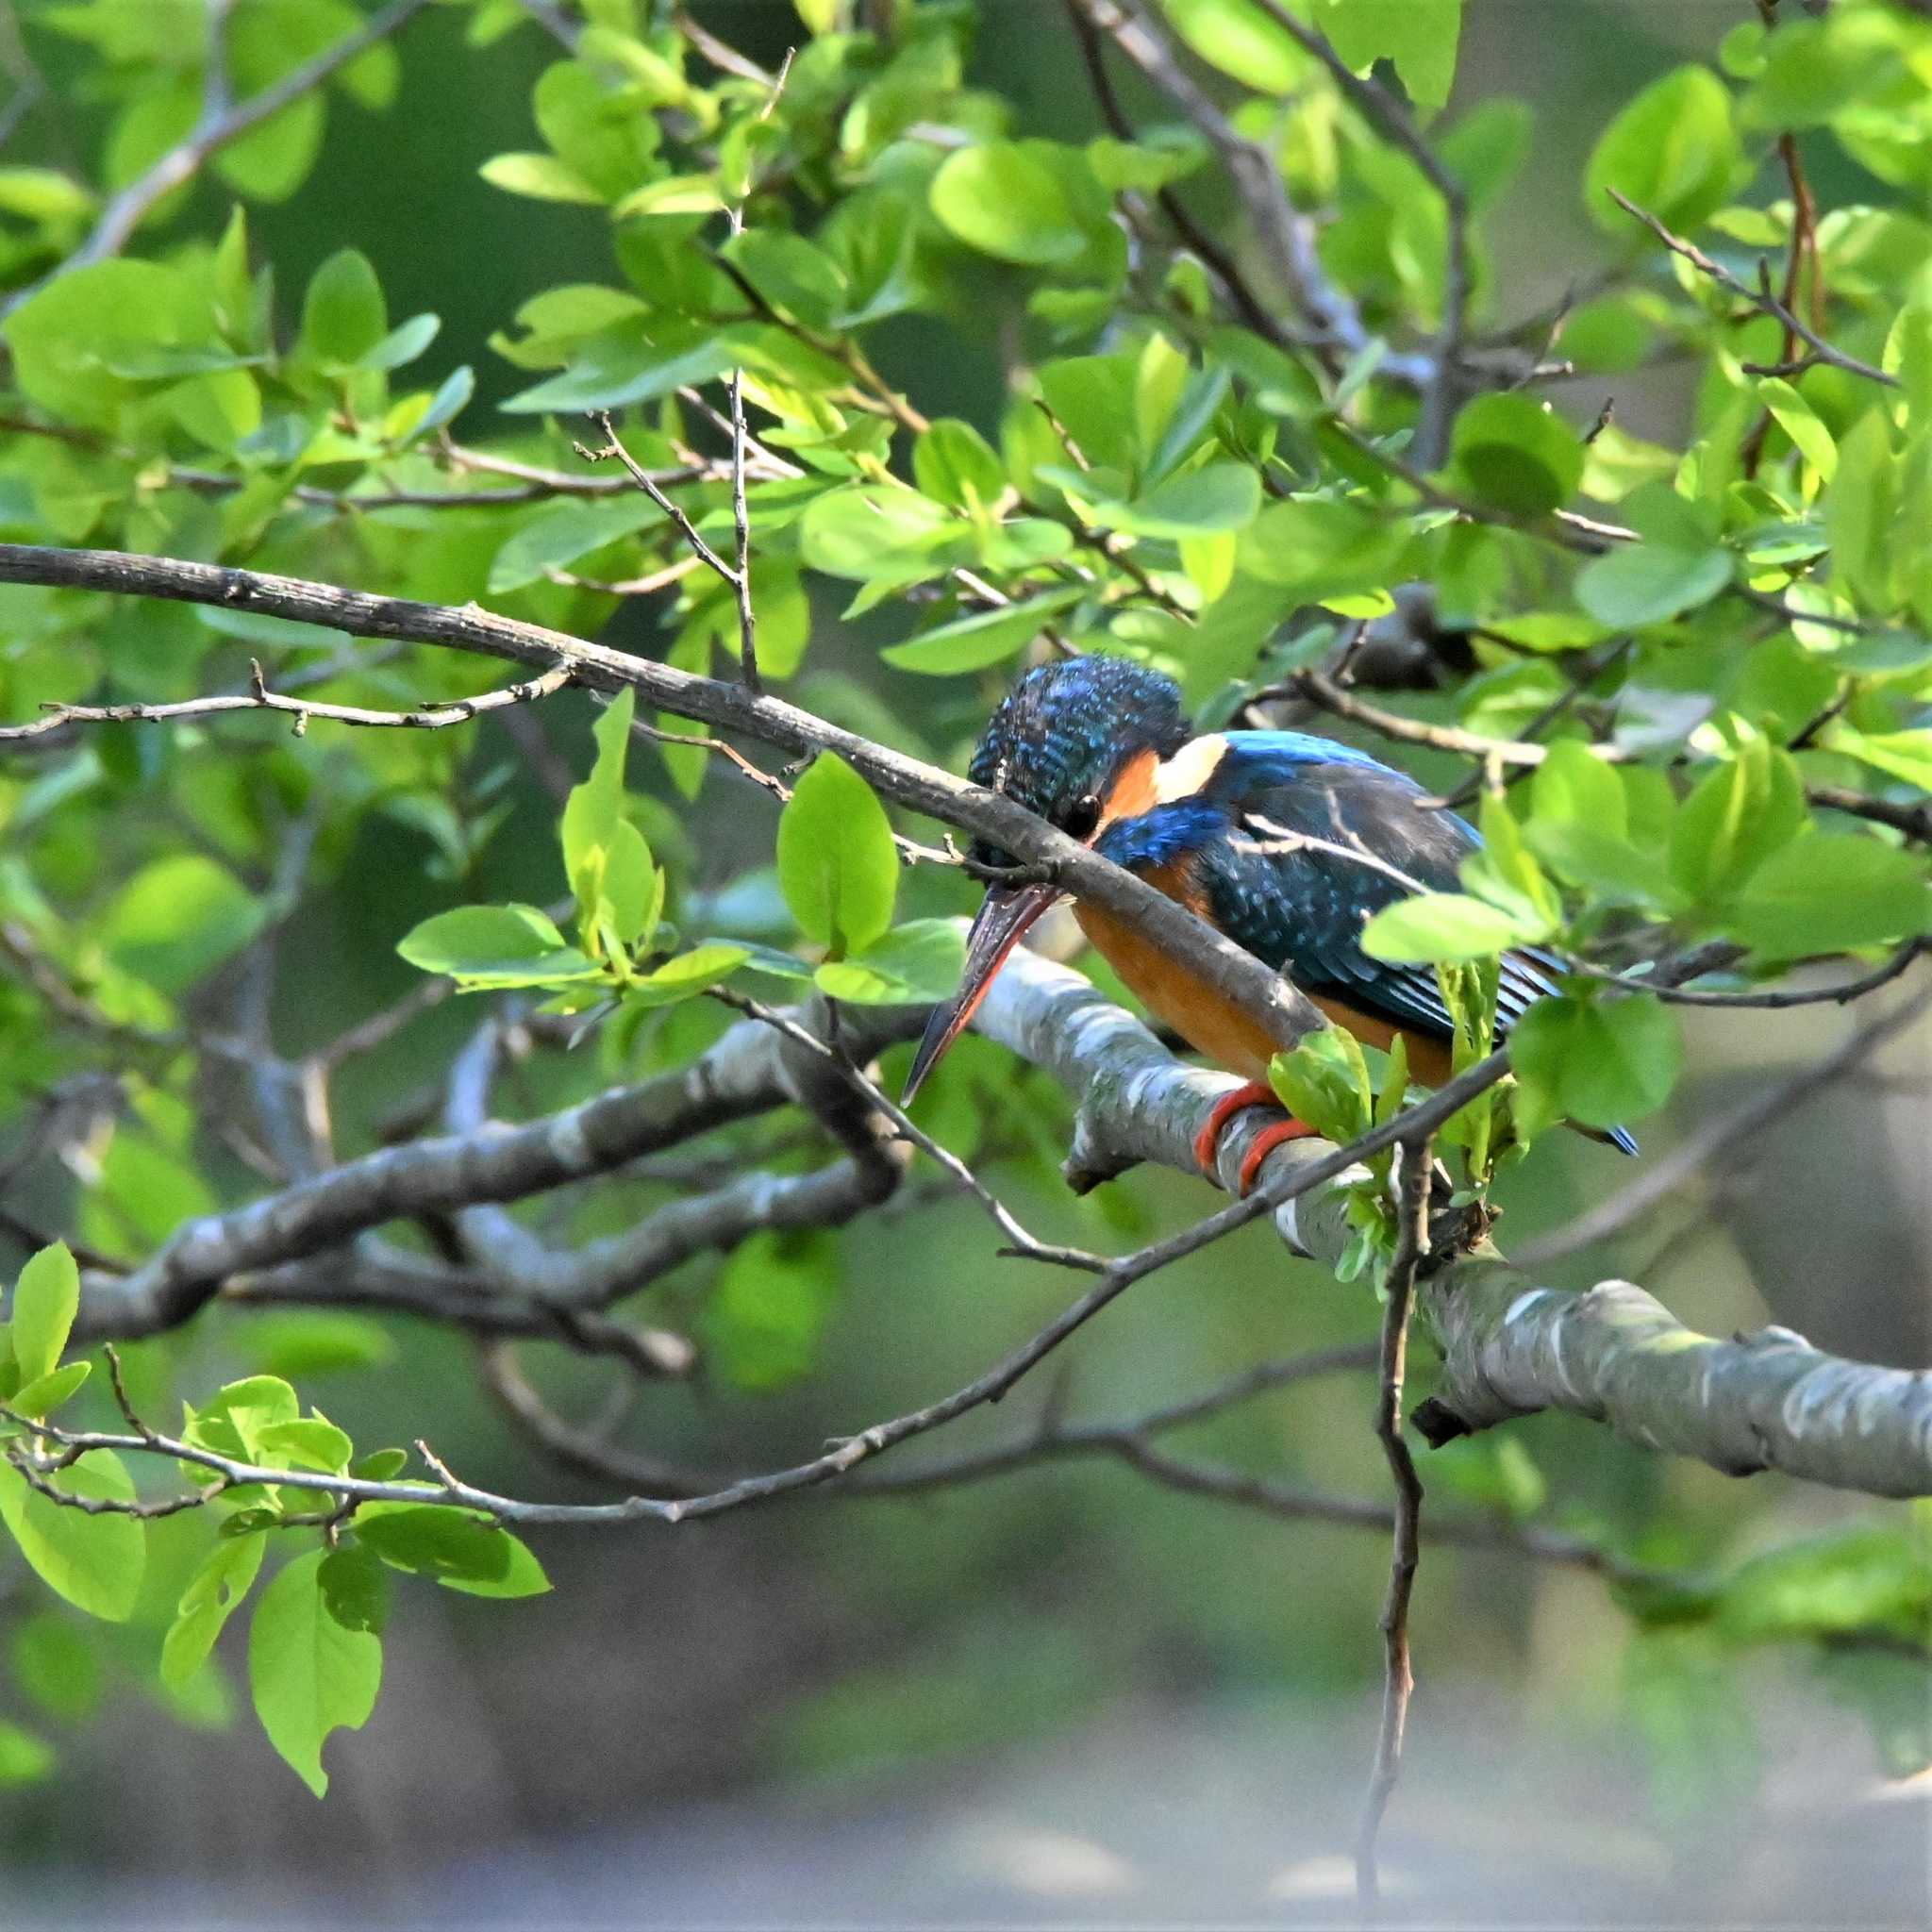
[313,1545,387,1636]
[776,755,898,958]
[1757,377,1837,480]
[797,484,953,582]
[1716,1524,1929,1646]
[355,1504,547,1597]
[1360,892,1541,964]
[1509,991,1680,1128]
[1450,394,1584,517]
[298,248,386,365]
[1724,835,1929,958]
[1668,740,1807,906]
[10,1241,77,1387]
[702,1232,836,1391]
[625,941,753,1008]
[183,1374,299,1462]
[1162,0,1308,93]
[486,499,658,594]
[10,1360,91,1420]
[255,1417,354,1476]
[929,142,1087,266]
[103,855,265,995]
[499,325,735,415]
[913,418,1006,509]
[1530,741,1626,837]
[162,1534,266,1690]
[1585,64,1740,235]
[1576,485,1732,628]
[478,151,603,204]
[248,1547,382,1797]
[242,1313,396,1379]
[1088,463,1261,540]
[881,590,1082,675]
[0,1451,145,1621]
[815,920,967,1005]
[1825,410,1897,611]
[1822,725,1932,793]
[1320,0,1462,112]
[1268,1027,1372,1144]
[395,905,601,990]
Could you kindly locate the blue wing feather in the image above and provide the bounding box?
[1096,729,1639,1153]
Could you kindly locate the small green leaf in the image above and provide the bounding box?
[702,1232,835,1391]
[317,1544,390,1632]
[478,151,603,204]
[1576,486,1732,628]
[929,142,1087,266]
[1360,892,1541,964]
[1585,64,1740,235]
[1088,462,1262,540]
[0,1451,145,1621]
[1509,991,1680,1128]
[1668,740,1806,906]
[8,1613,103,1721]
[1826,410,1898,612]
[814,920,967,1005]
[1268,1027,1372,1144]
[299,248,386,365]
[355,1504,547,1597]
[162,1534,266,1690]
[776,755,898,958]
[395,906,601,990]
[881,590,1082,675]
[248,1547,382,1798]
[0,1722,54,1786]
[1450,394,1584,517]
[103,855,265,995]
[254,1417,354,1476]
[913,418,1007,508]
[10,1241,78,1386]
[1724,835,1929,958]
[10,1360,90,1420]
[625,942,753,1008]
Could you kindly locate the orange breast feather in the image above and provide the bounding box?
[1074,858,1454,1088]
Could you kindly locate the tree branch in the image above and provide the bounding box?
[0,541,1324,1063]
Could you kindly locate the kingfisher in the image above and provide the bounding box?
[902,657,1636,1191]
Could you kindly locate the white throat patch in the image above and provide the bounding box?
[1153,734,1227,803]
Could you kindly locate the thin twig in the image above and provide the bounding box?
[0,660,573,744]
[1356,1134,1433,1919]
[721,47,793,694]
[1608,191,1895,390]
[575,413,742,589]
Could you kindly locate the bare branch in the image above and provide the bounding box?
[1357,1135,1432,1918]
[0,661,573,745]
[0,541,1326,1071]
[1609,190,1897,390]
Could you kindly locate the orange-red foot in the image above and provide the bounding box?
[1191,1082,1319,1195]
[1236,1116,1318,1195]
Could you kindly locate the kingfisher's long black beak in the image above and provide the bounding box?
[901,882,1060,1105]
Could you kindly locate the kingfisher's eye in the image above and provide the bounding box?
[1060,793,1102,840]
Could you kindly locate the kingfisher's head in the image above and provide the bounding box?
[965,657,1191,862]
[903,658,1192,1103]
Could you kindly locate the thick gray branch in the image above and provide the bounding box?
[74,1000,922,1341]
[970,948,1932,1500]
